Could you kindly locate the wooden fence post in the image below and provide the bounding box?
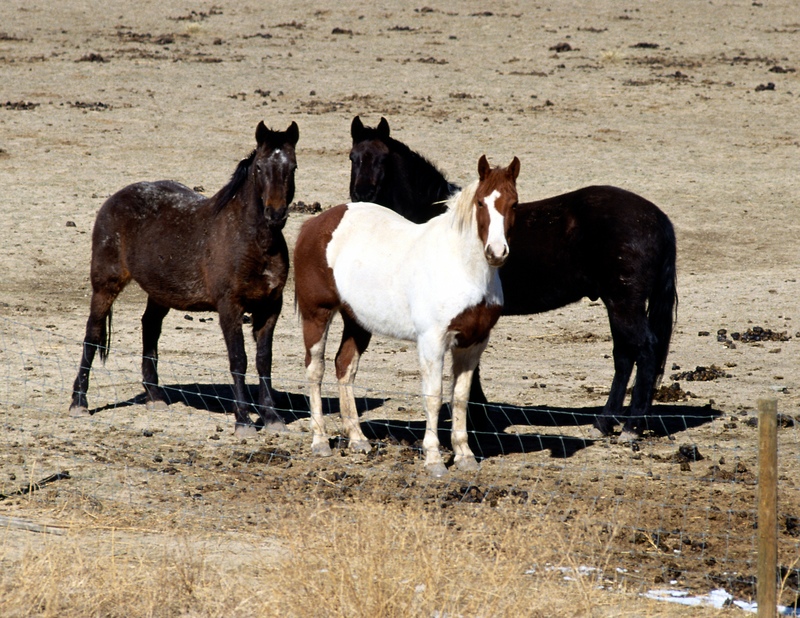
[757,398,778,618]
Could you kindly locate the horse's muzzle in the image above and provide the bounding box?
[485,245,509,267]
[352,186,378,203]
[266,205,289,229]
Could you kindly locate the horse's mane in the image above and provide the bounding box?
[388,136,441,177]
[387,136,458,197]
[446,179,478,235]
[213,149,256,214]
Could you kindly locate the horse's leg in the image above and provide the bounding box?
[303,310,335,456]
[451,341,488,472]
[418,333,446,477]
[466,363,495,431]
[251,296,287,432]
[593,300,648,439]
[334,311,372,454]
[141,297,170,410]
[624,326,659,439]
[69,287,122,416]
[217,301,253,437]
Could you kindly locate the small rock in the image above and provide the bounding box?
[678,444,703,462]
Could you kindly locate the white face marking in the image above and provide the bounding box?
[269,149,290,165]
[483,189,508,264]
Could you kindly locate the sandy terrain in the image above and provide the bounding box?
[1,0,799,612]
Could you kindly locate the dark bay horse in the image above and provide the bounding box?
[70,121,299,437]
[349,116,677,439]
[295,156,520,477]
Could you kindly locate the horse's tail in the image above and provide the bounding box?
[99,307,113,364]
[647,214,678,385]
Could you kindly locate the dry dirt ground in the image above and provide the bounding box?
[1,0,799,614]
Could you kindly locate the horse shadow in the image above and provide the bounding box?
[359,413,595,460]
[87,383,385,426]
[90,386,721,462]
[360,400,723,461]
[458,400,723,459]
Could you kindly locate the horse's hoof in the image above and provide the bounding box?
[69,405,90,418]
[312,442,333,457]
[349,440,371,454]
[425,462,448,478]
[587,426,609,439]
[234,423,258,438]
[263,420,287,433]
[146,400,169,411]
[619,429,640,443]
[455,456,479,473]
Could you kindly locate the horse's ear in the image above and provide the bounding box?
[508,156,521,181]
[256,121,269,145]
[351,116,365,140]
[286,121,299,145]
[478,155,490,180]
[377,117,390,139]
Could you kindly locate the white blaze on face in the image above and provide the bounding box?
[271,149,289,165]
[483,189,509,263]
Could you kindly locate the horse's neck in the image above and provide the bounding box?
[387,152,451,222]
[213,183,261,227]
[431,209,496,288]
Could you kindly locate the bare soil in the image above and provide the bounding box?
[1,1,799,614]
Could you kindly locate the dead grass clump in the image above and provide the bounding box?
[0,531,243,617]
[1,501,727,617]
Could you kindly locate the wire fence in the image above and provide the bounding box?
[1,315,799,609]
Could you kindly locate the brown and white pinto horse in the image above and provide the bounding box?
[294,155,520,476]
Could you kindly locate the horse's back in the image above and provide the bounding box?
[327,202,420,263]
[90,180,211,302]
[96,181,203,224]
[502,185,674,314]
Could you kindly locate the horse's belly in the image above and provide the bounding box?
[334,268,417,340]
[136,275,213,311]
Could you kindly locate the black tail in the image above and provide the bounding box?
[99,307,113,363]
[647,215,678,384]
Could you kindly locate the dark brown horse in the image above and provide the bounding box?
[69,121,299,437]
[349,116,677,439]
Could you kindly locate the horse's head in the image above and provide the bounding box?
[253,120,299,227]
[475,155,520,267]
[349,116,391,203]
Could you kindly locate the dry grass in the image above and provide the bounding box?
[1,498,726,618]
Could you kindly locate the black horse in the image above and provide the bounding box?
[350,116,458,224]
[349,116,677,438]
[70,121,299,437]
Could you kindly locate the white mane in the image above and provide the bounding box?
[445,180,479,235]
